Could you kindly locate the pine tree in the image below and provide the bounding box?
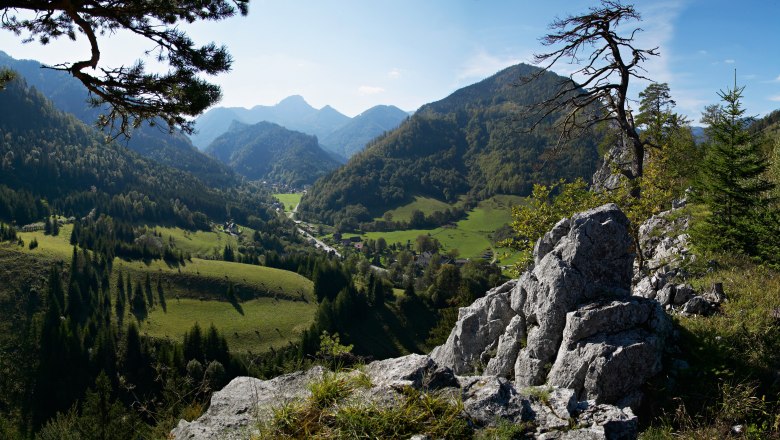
[695,82,775,255]
[131,281,147,320]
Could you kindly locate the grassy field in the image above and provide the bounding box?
[8,223,316,354]
[14,224,75,260]
[154,226,240,259]
[377,196,457,222]
[274,193,302,212]
[139,297,315,354]
[349,195,524,261]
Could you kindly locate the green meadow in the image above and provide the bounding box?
[8,223,316,354]
[378,196,458,222]
[274,193,303,212]
[139,297,315,354]
[154,225,241,259]
[351,195,524,261]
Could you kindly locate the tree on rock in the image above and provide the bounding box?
[528,0,659,191]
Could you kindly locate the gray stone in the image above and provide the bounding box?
[460,376,529,425]
[632,276,656,299]
[512,204,639,392]
[672,284,694,305]
[485,314,526,377]
[682,296,712,316]
[430,288,515,375]
[365,354,458,390]
[656,284,675,307]
[702,282,726,305]
[171,367,324,440]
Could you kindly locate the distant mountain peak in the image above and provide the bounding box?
[276,95,312,109]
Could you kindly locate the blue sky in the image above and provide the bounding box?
[1,0,779,120]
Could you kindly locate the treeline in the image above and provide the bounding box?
[0,222,16,242]
[355,207,467,233]
[299,63,601,228]
[70,215,189,263]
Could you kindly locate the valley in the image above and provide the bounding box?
[1,2,780,438]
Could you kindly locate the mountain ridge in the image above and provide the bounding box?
[298,63,602,228]
[191,97,407,157]
[205,121,341,187]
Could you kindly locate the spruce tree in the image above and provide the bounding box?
[695,82,775,255]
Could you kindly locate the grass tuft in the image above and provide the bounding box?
[258,370,473,439]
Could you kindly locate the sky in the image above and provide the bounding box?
[1,0,779,121]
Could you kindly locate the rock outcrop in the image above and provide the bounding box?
[173,354,639,440]
[632,202,726,316]
[591,137,636,193]
[173,204,668,440]
[433,204,670,405]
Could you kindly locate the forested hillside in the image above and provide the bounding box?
[0,51,238,189]
[206,121,341,186]
[298,63,601,227]
[320,105,409,158]
[0,77,271,227]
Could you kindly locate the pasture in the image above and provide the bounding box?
[274,193,303,212]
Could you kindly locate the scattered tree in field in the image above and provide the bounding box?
[528,0,658,189]
[0,0,249,135]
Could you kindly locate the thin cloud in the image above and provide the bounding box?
[769,95,780,102]
[724,59,735,64]
[358,85,385,95]
[388,68,401,79]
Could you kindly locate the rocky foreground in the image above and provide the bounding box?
[173,204,673,439]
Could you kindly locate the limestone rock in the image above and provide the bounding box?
[364,353,458,390]
[485,314,526,377]
[172,357,639,440]
[672,284,694,305]
[702,282,727,305]
[171,367,324,440]
[434,203,668,408]
[430,281,515,374]
[682,296,712,316]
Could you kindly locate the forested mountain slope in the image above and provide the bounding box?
[0,51,238,188]
[206,121,341,187]
[298,63,601,226]
[320,105,409,158]
[0,77,271,227]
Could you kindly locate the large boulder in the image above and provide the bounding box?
[433,204,670,405]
